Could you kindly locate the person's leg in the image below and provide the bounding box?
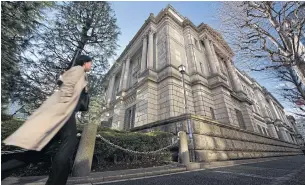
[45,114,77,185]
[1,150,44,180]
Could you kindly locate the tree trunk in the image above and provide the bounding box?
[72,121,98,177]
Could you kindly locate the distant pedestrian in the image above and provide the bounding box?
[4,55,92,185]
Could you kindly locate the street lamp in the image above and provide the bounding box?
[178,65,188,113]
[178,64,194,162]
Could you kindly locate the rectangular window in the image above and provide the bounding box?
[104,117,113,128]
[256,103,261,114]
[235,109,246,130]
[200,62,204,75]
[210,107,215,120]
[246,88,249,95]
[124,105,136,130]
[112,77,120,101]
[200,40,205,50]
[264,128,269,136]
[242,85,246,92]
[257,125,263,134]
[262,127,267,135]
[194,38,199,49]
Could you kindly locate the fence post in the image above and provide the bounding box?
[178,131,190,165]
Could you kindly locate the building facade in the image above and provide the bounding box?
[293,116,305,143]
[102,5,300,145]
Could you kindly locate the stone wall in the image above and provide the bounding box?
[192,117,301,161]
[131,114,303,162]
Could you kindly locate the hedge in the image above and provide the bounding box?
[1,119,177,176]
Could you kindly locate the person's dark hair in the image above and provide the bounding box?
[74,55,92,66]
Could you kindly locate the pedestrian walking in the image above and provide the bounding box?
[3,55,92,185]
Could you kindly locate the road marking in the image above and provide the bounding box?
[211,170,276,180]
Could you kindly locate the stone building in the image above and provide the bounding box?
[101,5,303,161]
[287,116,305,144]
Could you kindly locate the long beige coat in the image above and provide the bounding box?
[3,66,88,151]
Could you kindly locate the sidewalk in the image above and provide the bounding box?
[2,164,185,185]
[2,155,302,185]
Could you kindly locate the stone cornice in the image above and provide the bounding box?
[231,92,254,105]
[234,67,284,110]
[198,23,234,57]
[103,5,234,84]
[253,113,266,123]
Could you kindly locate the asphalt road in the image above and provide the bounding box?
[96,155,305,185]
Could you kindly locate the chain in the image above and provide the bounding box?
[97,134,179,155]
[2,135,180,155]
[1,149,28,155]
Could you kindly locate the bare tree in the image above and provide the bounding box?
[218,2,305,81]
[218,1,305,113]
[272,66,305,116]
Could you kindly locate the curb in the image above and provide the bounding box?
[182,155,305,172]
[66,167,186,184]
[1,165,186,185]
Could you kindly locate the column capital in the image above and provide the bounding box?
[141,33,148,41]
[123,55,130,62]
[147,28,156,35]
[109,73,115,79]
[202,35,209,40]
[226,58,233,63]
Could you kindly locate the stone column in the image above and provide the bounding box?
[203,38,218,74]
[267,122,279,139]
[140,34,148,73]
[118,62,126,92]
[147,30,154,69]
[278,126,289,142]
[106,75,115,106]
[254,89,267,117]
[269,99,281,120]
[240,102,255,132]
[122,56,131,91]
[226,59,242,92]
[185,31,197,74]
[179,131,190,165]
[210,43,221,73]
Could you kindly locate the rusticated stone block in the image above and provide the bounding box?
[195,150,219,162]
[218,151,229,160]
[227,151,239,159]
[239,132,248,141]
[224,139,235,150]
[237,152,244,158]
[221,128,238,139]
[193,134,217,150]
[243,152,251,158]
[193,121,222,136]
[214,137,227,150]
[243,141,252,151]
[232,140,243,150]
